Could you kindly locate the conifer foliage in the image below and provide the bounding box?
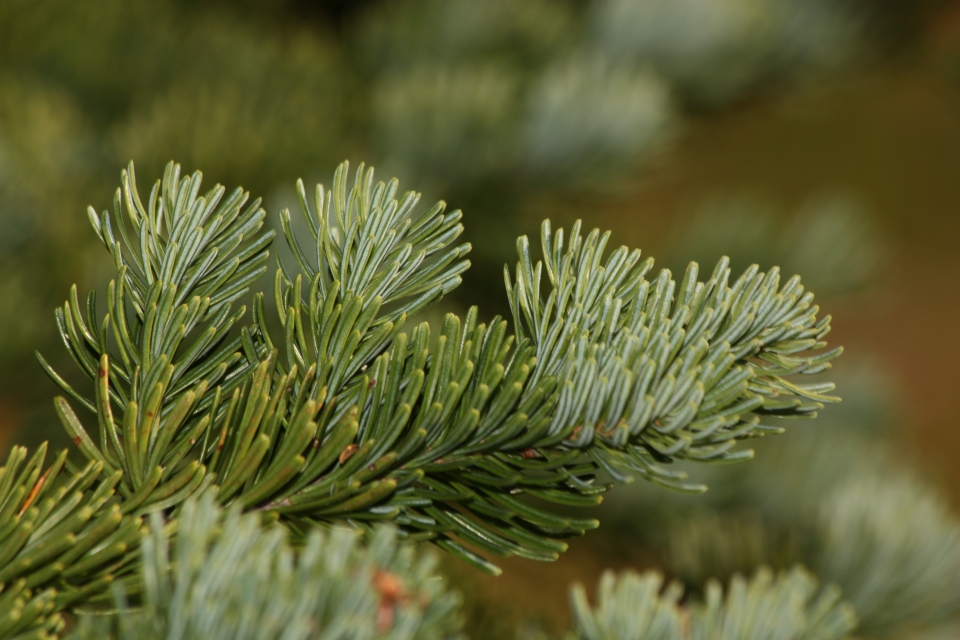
[67,492,463,640]
[570,566,857,640]
[0,161,844,638]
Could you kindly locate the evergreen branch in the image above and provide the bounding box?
[506,220,840,482]
[815,472,960,636]
[569,566,857,640]
[264,160,471,393]
[67,491,463,640]
[38,161,274,507]
[24,160,842,590]
[571,569,683,640]
[4,161,277,627]
[0,444,145,639]
[197,162,841,574]
[637,468,960,638]
[611,396,960,638]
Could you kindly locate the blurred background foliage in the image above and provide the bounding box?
[2,0,960,638]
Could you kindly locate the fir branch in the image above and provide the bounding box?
[505,219,841,482]
[22,160,842,596]
[606,412,960,637]
[815,472,960,636]
[0,444,145,638]
[67,491,463,640]
[265,160,471,395]
[644,470,960,638]
[38,161,274,509]
[569,566,857,640]
[571,569,683,640]
[203,162,842,574]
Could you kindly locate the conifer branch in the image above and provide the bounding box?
[816,473,960,636]
[38,161,274,511]
[220,162,842,573]
[1,158,843,626]
[506,219,841,484]
[0,444,144,639]
[67,491,463,640]
[2,161,278,626]
[570,567,857,640]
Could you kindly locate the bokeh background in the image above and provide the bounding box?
[2,0,960,637]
